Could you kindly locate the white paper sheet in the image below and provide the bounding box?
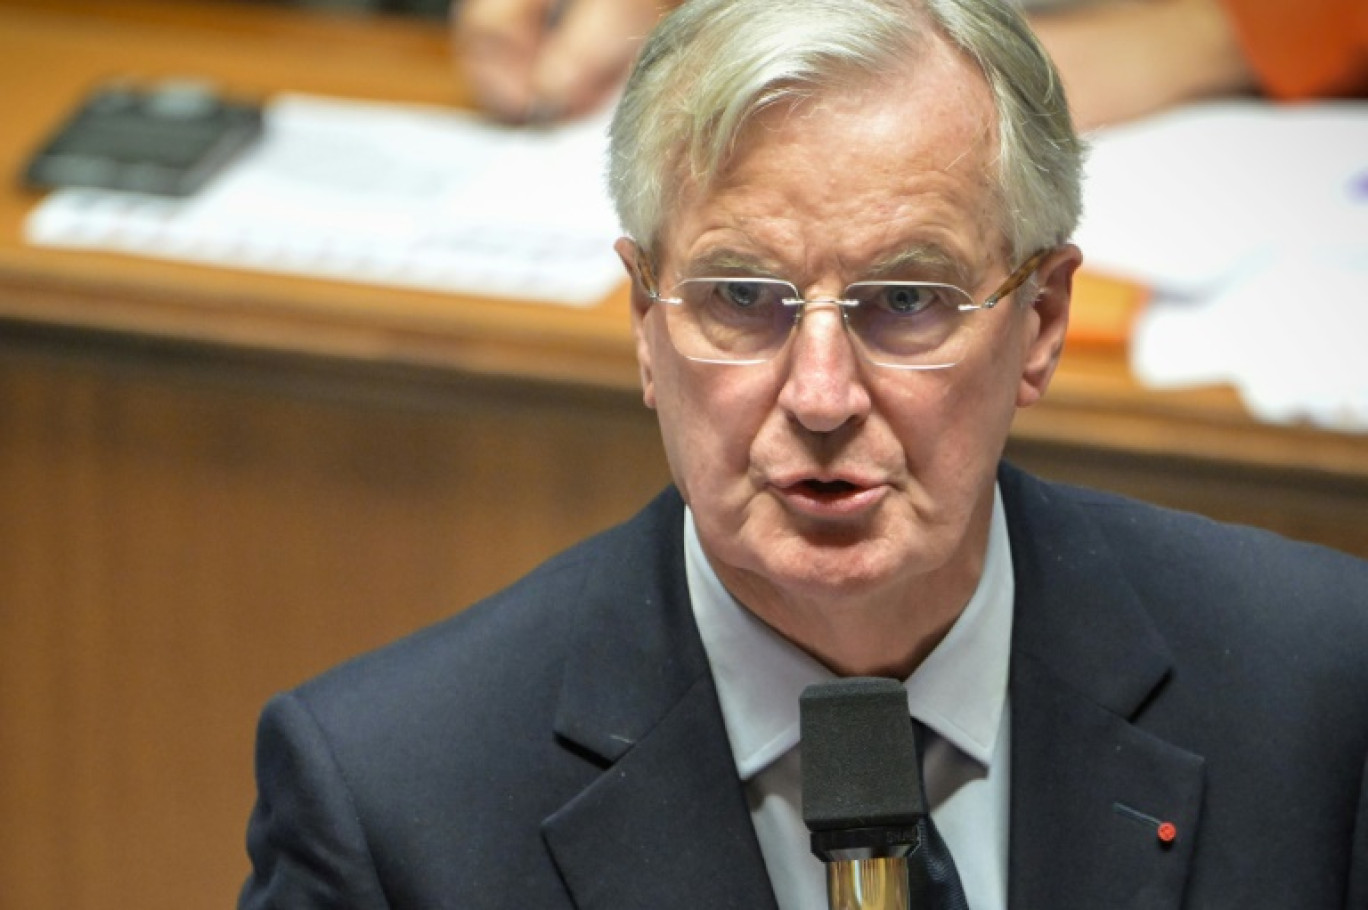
[24,93,625,306]
[1076,101,1368,432]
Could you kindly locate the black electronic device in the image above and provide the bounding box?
[22,81,264,197]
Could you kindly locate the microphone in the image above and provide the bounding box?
[801,677,925,910]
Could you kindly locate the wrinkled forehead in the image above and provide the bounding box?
[729,41,998,180]
[657,43,1006,270]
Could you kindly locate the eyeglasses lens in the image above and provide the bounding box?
[662,278,975,369]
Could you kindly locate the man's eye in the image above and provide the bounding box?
[719,281,768,309]
[881,285,934,314]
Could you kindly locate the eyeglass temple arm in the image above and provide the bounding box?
[632,247,664,299]
[983,248,1051,307]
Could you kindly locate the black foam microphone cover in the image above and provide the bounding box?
[800,677,926,833]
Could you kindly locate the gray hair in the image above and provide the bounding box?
[607,0,1084,263]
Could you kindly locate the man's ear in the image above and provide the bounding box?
[1018,243,1082,408]
[615,236,658,409]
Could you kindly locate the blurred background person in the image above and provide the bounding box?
[447,0,1368,127]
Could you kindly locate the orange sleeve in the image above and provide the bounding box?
[1219,0,1368,99]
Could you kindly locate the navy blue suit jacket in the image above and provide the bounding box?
[240,464,1368,908]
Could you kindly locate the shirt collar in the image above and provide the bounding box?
[686,484,1015,781]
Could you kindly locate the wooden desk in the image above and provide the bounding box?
[1,3,1365,909]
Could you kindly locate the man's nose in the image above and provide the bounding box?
[776,304,872,434]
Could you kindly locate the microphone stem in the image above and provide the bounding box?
[825,856,912,910]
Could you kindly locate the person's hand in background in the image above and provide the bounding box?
[452,0,669,122]
[1028,0,1256,131]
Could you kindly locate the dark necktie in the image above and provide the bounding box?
[910,720,971,910]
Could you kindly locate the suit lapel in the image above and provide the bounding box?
[543,673,779,909]
[1001,466,1205,910]
[1008,656,1205,909]
[540,490,778,910]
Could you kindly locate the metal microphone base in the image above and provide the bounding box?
[825,856,911,910]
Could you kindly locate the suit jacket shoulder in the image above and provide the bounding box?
[998,463,1368,909]
[241,487,777,909]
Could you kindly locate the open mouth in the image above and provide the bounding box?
[801,479,859,495]
[777,476,885,518]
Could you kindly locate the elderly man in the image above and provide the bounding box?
[240,0,1368,907]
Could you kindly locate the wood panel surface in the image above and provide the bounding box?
[0,327,669,909]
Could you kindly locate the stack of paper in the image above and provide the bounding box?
[1074,101,1368,432]
[25,93,625,306]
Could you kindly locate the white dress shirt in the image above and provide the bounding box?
[684,485,1015,910]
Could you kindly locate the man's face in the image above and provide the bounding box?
[623,40,1077,631]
